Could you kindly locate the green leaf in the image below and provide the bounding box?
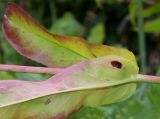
[15,73,50,81]
[50,12,84,36]
[129,0,150,27]
[141,2,160,18]
[110,99,155,119]
[105,84,160,119]
[70,107,105,119]
[87,23,105,44]
[157,67,160,75]
[2,3,136,68]
[2,3,94,68]
[129,0,138,26]
[1,40,24,64]
[0,71,14,80]
[144,17,160,32]
[97,66,160,119]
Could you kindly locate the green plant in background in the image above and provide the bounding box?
[50,12,84,36]
[139,1,160,33]
[0,3,160,119]
[87,22,105,44]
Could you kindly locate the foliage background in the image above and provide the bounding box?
[0,0,160,119]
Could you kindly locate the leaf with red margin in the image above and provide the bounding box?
[0,55,159,119]
[2,3,136,68]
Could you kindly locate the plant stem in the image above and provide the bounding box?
[137,74,160,83]
[49,0,57,22]
[137,0,148,99]
[0,64,63,74]
[137,0,147,73]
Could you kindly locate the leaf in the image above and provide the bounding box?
[50,12,84,36]
[70,107,105,119]
[103,84,160,119]
[2,3,93,68]
[103,67,160,119]
[144,17,160,33]
[72,79,160,119]
[0,55,160,119]
[2,3,136,68]
[15,73,50,81]
[157,67,160,75]
[87,23,105,44]
[129,0,138,26]
[1,39,24,64]
[141,2,160,18]
[0,71,14,80]
[109,99,155,119]
[90,44,136,63]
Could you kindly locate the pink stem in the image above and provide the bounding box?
[137,74,160,83]
[0,64,64,74]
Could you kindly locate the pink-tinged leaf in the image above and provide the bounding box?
[2,3,136,68]
[0,55,138,119]
[0,56,160,119]
[2,3,93,68]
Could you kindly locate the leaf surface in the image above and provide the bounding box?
[87,23,105,44]
[2,3,136,68]
[0,56,159,119]
[144,17,160,33]
[50,12,84,36]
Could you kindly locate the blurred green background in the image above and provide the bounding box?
[0,0,160,119]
